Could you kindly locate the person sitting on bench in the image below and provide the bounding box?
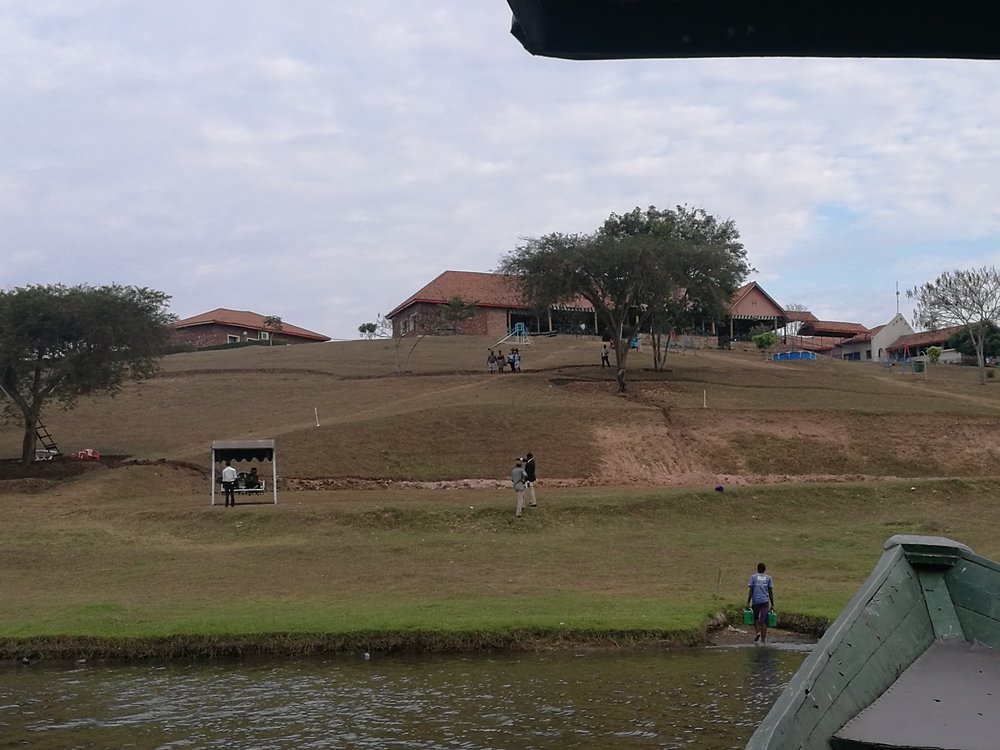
[244,467,261,490]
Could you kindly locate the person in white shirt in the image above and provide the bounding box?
[221,461,238,507]
[511,460,528,518]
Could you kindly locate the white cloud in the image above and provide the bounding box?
[2,3,1000,335]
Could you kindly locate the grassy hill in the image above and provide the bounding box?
[1,335,999,658]
[5,334,999,482]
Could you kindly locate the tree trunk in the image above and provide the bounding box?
[20,411,37,467]
[652,330,673,372]
[976,334,986,385]
[613,322,631,392]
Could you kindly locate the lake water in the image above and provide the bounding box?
[0,644,809,749]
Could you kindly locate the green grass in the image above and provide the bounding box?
[3,337,1000,657]
[1,474,997,655]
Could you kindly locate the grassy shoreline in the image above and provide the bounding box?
[2,475,993,662]
[0,609,831,663]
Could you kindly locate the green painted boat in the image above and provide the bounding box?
[746,535,1000,750]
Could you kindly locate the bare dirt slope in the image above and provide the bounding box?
[3,336,1000,490]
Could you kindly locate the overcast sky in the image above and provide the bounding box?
[4,3,1000,339]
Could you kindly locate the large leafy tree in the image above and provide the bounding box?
[908,267,1000,385]
[0,284,174,464]
[947,321,1000,359]
[499,205,750,391]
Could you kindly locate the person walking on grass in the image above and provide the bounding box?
[601,343,611,368]
[511,459,529,518]
[523,452,538,507]
[221,460,238,507]
[747,562,774,644]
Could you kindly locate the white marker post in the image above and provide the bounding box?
[703,390,707,409]
[315,407,320,427]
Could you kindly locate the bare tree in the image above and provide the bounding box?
[375,314,393,338]
[783,303,810,337]
[908,267,1000,385]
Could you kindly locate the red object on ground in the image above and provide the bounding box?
[69,448,101,461]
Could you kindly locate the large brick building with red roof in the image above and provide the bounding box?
[388,272,803,341]
[170,308,330,349]
[386,271,596,339]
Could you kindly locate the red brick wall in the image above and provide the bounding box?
[391,305,512,339]
[170,324,309,348]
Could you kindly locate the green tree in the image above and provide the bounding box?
[926,345,943,364]
[499,205,750,391]
[436,296,479,332]
[751,329,779,355]
[358,322,377,339]
[262,315,283,347]
[0,284,174,465]
[908,267,1000,384]
[946,321,1000,359]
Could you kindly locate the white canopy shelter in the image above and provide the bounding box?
[210,439,278,505]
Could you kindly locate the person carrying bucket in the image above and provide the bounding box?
[746,562,775,644]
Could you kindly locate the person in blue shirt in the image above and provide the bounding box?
[747,562,775,643]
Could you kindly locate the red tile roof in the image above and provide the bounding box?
[783,335,841,352]
[798,320,869,337]
[387,271,593,319]
[172,308,330,342]
[784,309,818,323]
[726,282,785,319]
[883,326,964,353]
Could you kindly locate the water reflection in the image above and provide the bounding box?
[0,645,809,749]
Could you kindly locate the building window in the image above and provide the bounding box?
[227,335,239,343]
[260,331,270,340]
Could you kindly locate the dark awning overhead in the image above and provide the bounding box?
[211,439,275,463]
[507,0,1000,60]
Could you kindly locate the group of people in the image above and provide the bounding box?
[510,453,537,518]
[487,348,522,373]
[219,461,261,507]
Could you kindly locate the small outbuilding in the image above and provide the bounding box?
[172,308,330,349]
[210,439,278,505]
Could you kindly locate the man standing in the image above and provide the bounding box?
[746,562,775,643]
[601,344,611,368]
[511,459,528,518]
[523,452,538,507]
[221,460,238,507]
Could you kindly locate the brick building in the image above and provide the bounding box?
[171,308,330,349]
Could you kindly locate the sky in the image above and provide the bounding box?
[3,3,1000,340]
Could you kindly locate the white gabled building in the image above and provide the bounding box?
[836,313,915,361]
